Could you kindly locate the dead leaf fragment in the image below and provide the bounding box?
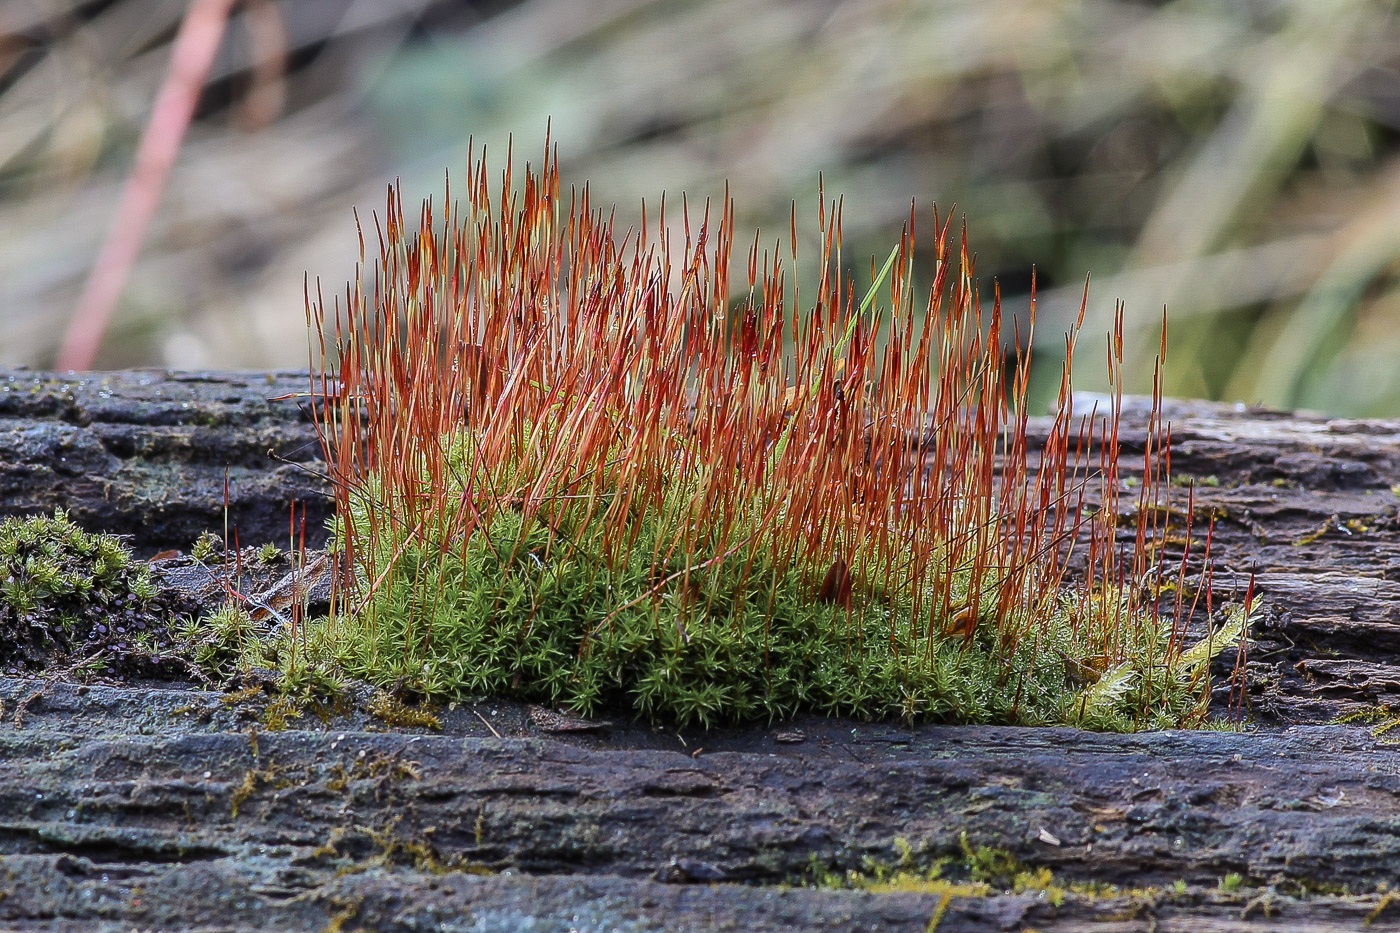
[943,603,978,638]
[527,705,610,733]
[818,557,852,608]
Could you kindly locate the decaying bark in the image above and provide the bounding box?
[4,371,1400,930]
[0,370,329,550]
[2,679,1400,932]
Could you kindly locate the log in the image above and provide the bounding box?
[4,370,1400,930]
[0,369,330,551]
[0,679,1398,932]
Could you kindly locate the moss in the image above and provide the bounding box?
[0,509,186,675]
[314,814,489,879]
[230,768,276,819]
[183,607,271,680]
[287,473,1249,731]
[190,531,222,563]
[261,696,303,731]
[324,752,423,795]
[1367,890,1400,925]
[1170,474,1219,487]
[319,897,362,933]
[254,543,283,566]
[367,692,441,730]
[285,149,1259,734]
[305,691,353,724]
[1331,704,1400,740]
[221,685,263,705]
[810,833,1157,907]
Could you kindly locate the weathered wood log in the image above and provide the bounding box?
[0,370,330,551]
[4,370,1400,930]
[2,679,1400,931]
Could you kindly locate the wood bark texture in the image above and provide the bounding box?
[2,371,1400,931]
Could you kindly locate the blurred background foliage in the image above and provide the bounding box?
[3,0,1400,415]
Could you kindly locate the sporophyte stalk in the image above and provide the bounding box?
[289,137,1255,730]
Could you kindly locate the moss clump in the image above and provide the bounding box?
[312,505,1028,727]
[182,605,267,680]
[302,147,1255,731]
[367,692,442,730]
[261,696,303,730]
[287,438,1248,731]
[190,530,222,563]
[0,509,185,674]
[180,603,350,705]
[809,834,1149,905]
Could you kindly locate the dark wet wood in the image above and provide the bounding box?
[1098,398,1400,726]
[3,679,1400,931]
[0,369,329,552]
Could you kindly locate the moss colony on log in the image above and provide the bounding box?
[273,140,1253,730]
[0,141,1252,728]
[0,509,189,677]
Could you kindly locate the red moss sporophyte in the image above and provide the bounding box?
[289,139,1252,730]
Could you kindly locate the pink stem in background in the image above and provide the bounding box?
[57,0,239,371]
